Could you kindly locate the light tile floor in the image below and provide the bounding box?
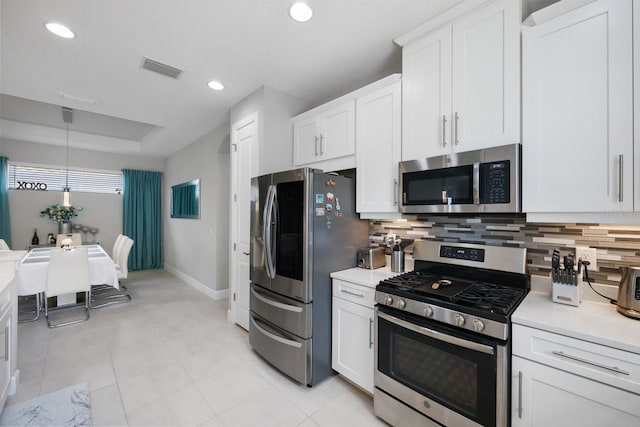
[8,269,388,426]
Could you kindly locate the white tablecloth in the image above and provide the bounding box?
[15,244,119,295]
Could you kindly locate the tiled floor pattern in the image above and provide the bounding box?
[8,269,387,426]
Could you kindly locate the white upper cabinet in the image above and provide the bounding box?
[293,100,355,167]
[399,0,520,161]
[522,0,634,214]
[356,78,402,216]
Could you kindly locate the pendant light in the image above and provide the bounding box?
[61,107,73,207]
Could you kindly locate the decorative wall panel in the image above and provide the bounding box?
[369,215,640,287]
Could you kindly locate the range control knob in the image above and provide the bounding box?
[423,305,434,318]
[454,314,466,327]
[472,319,485,332]
[396,299,406,309]
[384,295,394,306]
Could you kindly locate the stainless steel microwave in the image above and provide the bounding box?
[399,144,521,214]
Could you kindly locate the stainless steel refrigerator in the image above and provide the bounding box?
[249,168,368,386]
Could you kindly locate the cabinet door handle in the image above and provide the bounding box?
[340,289,364,298]
[393,179,399,206]
[369,318,374,349]
[454,112,460,145]
[517,371,523,418]
[319,134,324,155]
[442,115,447,147]
[618,154,624,202]
[314,136,319,156]
[4,326,8,362]
[552,350,630,375]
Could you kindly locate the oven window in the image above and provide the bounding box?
[377,312,497,425]
[403,165,474,205]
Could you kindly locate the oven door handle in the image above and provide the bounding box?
[377,311,495,355]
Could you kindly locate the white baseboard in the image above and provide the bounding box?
[163,263,229,300]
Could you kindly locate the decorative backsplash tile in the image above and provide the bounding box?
[369,215,640,287]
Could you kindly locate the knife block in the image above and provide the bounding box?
[552,271,582,306]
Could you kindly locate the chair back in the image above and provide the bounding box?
[112,234,126,261]
[0,239,9,250]
[46,247,90,297]
[117,238,134,280]
[57,233,82,247]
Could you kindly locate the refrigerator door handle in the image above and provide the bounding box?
[269,185,278,279]
[263,184,275,279]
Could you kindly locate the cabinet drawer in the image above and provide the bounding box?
[332,279,375,308]
[513,324,640,395]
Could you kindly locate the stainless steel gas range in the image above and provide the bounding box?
[374,240,528,427]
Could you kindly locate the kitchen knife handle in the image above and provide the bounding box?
[454,112,460,145]
[393,179,399,206]
[618,154,623,202]
[442,115,447,147]
[517,371,523,418]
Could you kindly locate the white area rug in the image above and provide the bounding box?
[0,382,91,426]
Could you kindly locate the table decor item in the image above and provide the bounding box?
[60,238,73,250]
[40,204,83,233]
[31,228,39,245]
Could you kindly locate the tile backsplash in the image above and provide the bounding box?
[369,214,640,287]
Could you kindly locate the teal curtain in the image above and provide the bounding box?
[0,157,11,247]
[122,169,162,270]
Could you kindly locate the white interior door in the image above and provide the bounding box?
[230,112,259,330]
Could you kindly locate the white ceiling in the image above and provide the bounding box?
[0,0,468,158]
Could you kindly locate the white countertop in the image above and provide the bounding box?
[331,266,402,288]
[513,291,640,355]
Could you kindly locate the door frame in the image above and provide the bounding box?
[229,111,259,326]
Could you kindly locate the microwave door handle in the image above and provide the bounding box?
[473,163,480,205]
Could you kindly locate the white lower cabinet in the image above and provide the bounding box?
[512,324,640,426]
[512,356,640,427]
[0,309,10,405]
[331,279,375,393]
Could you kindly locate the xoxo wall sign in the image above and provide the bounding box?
[16,181,48,190]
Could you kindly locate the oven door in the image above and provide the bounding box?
[375,306,507,427]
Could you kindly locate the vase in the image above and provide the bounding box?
[58,222,72,234]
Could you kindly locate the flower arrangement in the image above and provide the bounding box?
[40,204,83,223]
[60,238,73,250]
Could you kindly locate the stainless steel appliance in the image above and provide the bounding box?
[249,168,368,386]
[617,266,640,319]
[399,144,521,214]
[357,247,386,269]
[374,240,528,427]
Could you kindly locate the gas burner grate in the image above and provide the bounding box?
[454,283,524,315]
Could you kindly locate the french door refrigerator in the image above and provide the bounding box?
[249,168,368,386]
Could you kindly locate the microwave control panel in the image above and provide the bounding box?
[479,160,510,204]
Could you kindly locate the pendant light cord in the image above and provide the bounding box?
[66,122,69,189]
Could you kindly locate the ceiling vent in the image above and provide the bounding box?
[141,57,183,79]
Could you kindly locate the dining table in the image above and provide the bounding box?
[15,244,119,305]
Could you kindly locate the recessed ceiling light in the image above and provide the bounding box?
[44,22,76,39]
[289,2,313,22]
[207,80,224,91]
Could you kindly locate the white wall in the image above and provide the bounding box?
[163,123,230,296]
[230,85,310,175]
[1,138,163,253]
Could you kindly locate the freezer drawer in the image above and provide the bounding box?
[249,313,312,385]
[250,283,312,339]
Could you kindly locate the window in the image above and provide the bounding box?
[8,163,122,194]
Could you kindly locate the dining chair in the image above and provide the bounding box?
[0,239,9,250]
[56,233,82,247]
[90,237,134,308]
[112,234,126,262]
[45,247,90,328]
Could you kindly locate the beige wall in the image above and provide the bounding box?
[163,123,230,295]
[1,138,163,253]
